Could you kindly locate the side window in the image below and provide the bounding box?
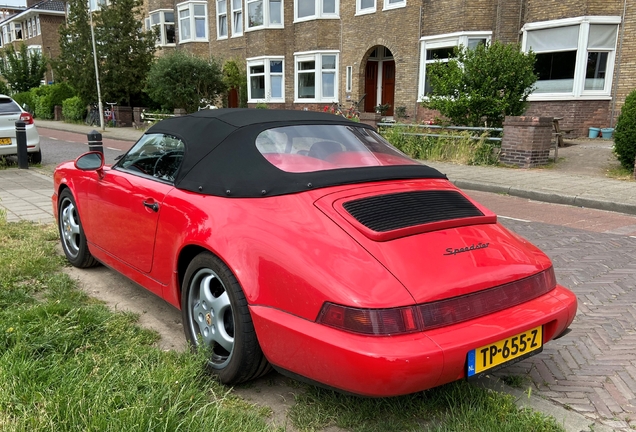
[116,133,185,182]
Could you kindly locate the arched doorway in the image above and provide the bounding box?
[363,46,395,117]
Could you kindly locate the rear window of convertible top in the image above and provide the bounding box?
[255,124,420,173]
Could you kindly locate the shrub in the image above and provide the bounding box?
[424,41,537,128]
[12,91,35,113]
[31,83,75,119]
[613,90,636,170]
[0,80,9,96]
[145,50,225,113]
[62,96,87,122]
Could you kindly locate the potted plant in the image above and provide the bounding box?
[374,103,391,116]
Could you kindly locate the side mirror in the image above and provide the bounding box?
[74,151,104,171]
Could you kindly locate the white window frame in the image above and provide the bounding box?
[177,1,209,43]
[355,0,376,16]
[522,16,621,101]
[2,25,10,44]
[383,0,405,11]
[294,50,339,103]
[231,0,243,36]
[36,16,40,35]
[247,56,285,102]
[345,65,352,93]
[246,0,284,31]
[417,31,492,101]
[294,0,339,22]
[148,9,176,46]
[12,23,22,40]
[217,0,228,39]
[89,0,108,12]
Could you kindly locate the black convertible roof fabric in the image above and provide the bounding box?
[145,109,447,198]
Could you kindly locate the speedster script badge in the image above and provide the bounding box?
[444,242,490,256]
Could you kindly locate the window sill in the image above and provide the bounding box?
[293,15,340,23]
[354,9,376,16]
[382,3,406,11]
[178,39,209,44]
[245,24,285,32]
[527,94,613,102]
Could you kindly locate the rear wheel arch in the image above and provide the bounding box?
[180,249,271,384]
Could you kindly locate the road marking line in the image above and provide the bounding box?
[498,216,531,223]
[107,147,121,151]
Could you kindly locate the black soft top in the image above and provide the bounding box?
[146,108,446,197]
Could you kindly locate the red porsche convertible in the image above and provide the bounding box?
[53,109,577,397]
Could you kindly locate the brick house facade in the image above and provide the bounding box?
[138,0,634,136]
[0,0,66,85]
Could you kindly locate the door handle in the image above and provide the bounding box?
[143,200,159,212]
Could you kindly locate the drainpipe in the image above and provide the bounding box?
[610,0,628,127]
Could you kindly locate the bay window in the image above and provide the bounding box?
[295,0,338,21]
[417,31,491,100]
[178,1,208,43]
[247,57,284,102]
[232,0,243,36]
[522,17,620,99]
[247,0,283,30]
[148,10,176,46]
[294,51,339,102]
[356,0,375,15]
[217,0,228,38]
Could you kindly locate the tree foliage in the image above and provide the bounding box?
[145,50,226,113]
[96,0,156,106]
[55,0,156,106]
[0,44,48,93]
[423,41,537,128]
[613,89,636,170]
[223,59,247,108]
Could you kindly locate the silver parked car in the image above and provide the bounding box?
[0,95,41,164]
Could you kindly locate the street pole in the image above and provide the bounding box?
[89,2,105,131]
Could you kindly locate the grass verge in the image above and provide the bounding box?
[0,218,274,432]
[289,382,564,432]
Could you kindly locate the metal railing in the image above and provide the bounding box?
[378,122,503,142]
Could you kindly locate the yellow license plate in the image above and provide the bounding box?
[467,326,542,377]
[0,138,11,145]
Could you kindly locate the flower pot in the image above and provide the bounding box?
[588,127,600,138]
[601,128,614,139]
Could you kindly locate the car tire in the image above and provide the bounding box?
[182,252,271,384]
[58,189,99,268]
[28,149,42,164]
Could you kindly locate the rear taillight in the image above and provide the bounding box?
[19,112,33,125]
[317,267,557,336]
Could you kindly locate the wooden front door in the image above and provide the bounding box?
[364,61,378,113]
[228,88,239,108]
[381,61,395,116]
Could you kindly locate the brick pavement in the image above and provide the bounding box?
[496,219,636,431]
[0,169,53,224]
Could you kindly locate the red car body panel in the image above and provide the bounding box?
[250,285,576,397]
[52,111,577,396]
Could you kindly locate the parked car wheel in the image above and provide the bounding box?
[28,149,42,164]
[58,189,99,268]
[182,252,270,384]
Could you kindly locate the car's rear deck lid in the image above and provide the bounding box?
[316,181,497,241]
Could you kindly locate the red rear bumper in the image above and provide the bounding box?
[250,285,577,397]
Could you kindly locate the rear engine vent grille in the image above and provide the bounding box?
[343,190,484,232]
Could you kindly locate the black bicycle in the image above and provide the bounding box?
[85,104,100,126]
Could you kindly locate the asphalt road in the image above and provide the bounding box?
[33,129,636,431]
[39,128,131,170]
